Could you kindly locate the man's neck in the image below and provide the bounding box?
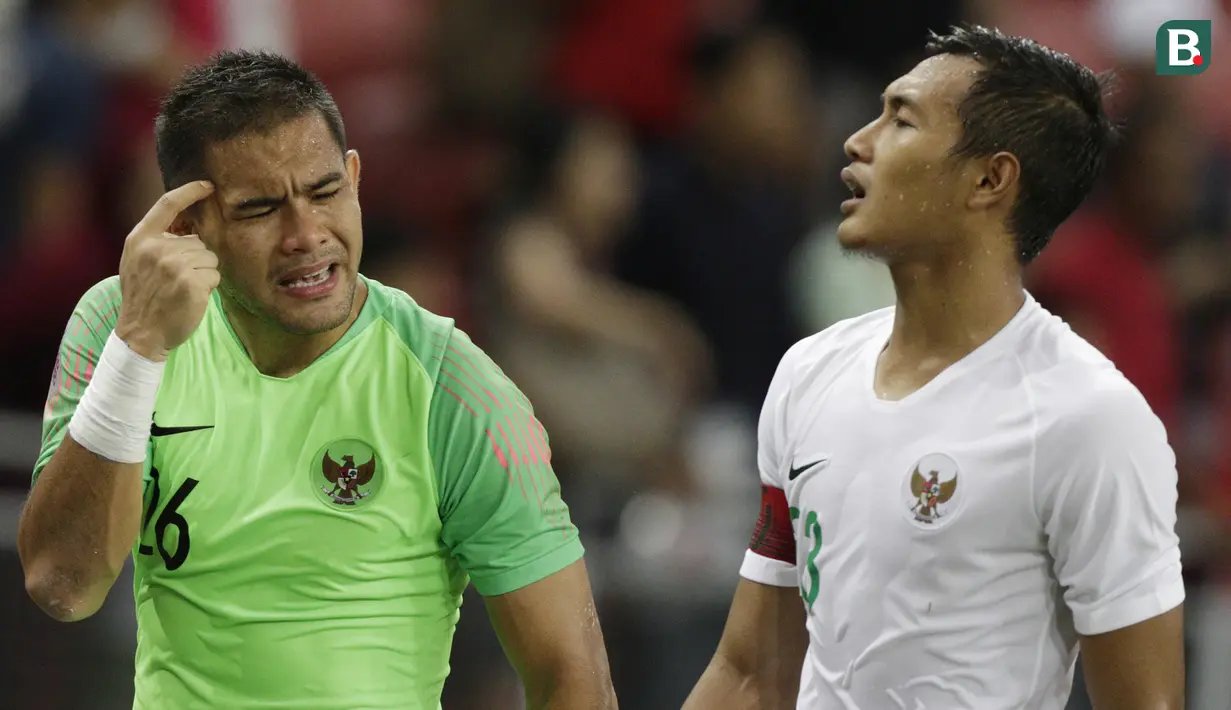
[875,243,1024,398]
[222,279,367,378]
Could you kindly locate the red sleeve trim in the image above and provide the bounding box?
[748,485,795,562]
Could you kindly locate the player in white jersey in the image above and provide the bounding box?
[684,25,1185,710]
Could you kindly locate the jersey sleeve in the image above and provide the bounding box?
[1033,380,1185,636]
[739,343,799,588]
[32,276,125,485]
[427,327,584,597]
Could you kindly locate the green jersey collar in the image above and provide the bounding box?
[210,274,387,379]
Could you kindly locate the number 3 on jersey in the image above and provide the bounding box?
[138,466,199,571]
[790,506,822,609]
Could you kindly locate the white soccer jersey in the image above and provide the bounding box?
[739,292,1184,710]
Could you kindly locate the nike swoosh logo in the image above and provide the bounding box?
[788,458,829,481]
[150,422,214,437]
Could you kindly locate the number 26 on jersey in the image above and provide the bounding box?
[138,466,200,571]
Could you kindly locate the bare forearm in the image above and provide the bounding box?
[529,674,618,710]
[684,658,755,710]
[486,561,617,709]
[684,653,795,710]
[18,434,144,621]
[686,579,807,710]
[521,653,617,710]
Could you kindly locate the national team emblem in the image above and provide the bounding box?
[310,439,382,508]
[901,452,962,528]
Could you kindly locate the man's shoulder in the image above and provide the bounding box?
[776,306,893,387]
[1024,343,1174,501]
[1020,317,1164,448]
[363,277,504,393]
[1040,368,1162,447]
[1015,301,1150,423]
[79,275,123,316]
[61,275,123,341]
[364,276,457,363]
[81,274,122,300]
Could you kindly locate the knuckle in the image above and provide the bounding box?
[123,228,150,253]
[134,234,163,258]
[158,254,182,279]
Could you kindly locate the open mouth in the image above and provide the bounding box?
[841,167,867,199]
[281,264,333,289]
[277,262,340,298]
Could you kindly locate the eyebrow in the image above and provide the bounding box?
[232,172,345,211]
[881,92,923,115]
[307,171,345,192]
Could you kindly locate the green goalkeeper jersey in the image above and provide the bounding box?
[33,275,584,710]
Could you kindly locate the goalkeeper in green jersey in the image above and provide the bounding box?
[17,50,617,710]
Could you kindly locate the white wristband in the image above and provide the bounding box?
[68,331,165,464]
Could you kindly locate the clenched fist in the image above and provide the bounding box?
[114,181,219,361]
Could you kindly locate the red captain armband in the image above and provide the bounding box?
[748,485,795,563]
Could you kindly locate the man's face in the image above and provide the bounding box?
[191,113,362,335]
[836,54,982,260]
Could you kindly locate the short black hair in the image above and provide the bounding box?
[924,25,1117,264]
[154,50,346,190]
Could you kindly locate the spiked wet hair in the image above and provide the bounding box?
[924,25,1118,263]
[154,50,346,190]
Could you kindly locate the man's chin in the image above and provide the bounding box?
[275,282,358,335]
[836,220,871,254]
[837,222,902,264]
[277,307,353,336]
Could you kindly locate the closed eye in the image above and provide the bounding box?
[891,116,913,128]
[313,188,342,202]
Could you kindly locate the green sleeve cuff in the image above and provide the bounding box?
[469,538,585,597]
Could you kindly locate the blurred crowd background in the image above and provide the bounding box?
[0,0,1228,708]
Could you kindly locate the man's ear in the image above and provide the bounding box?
[170,197,214,239]
[168,215,193,236]
[967,151,1020,212]
[346,150,361,195]
[168,204,202,236]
